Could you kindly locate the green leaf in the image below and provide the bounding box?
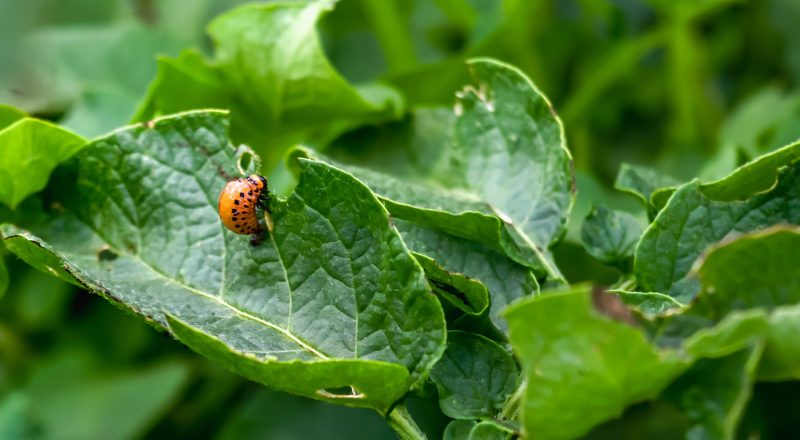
[468,421,515,440]
[444,420,478,440]
[652,138,800,209]
[216,388,397,440]
[581,205,643,269]
[0,118,86,208]
[760,303,800,380]
[429,331,519,420]
[138,1,403,169]
[1,110,445,413]
[395,219,537,334]
[661,344,763,440]
[614,163,679,208]
[694,227,800,316]
[504,286,686,440]
[26,360,190,440]
[635,163,800,302]
[0,105,25,130]
[0,393,34,440]
[412,252,489,315]
[683,310,768,359]
[610,290,686,319]
[296,58,574,280]
[0,257,7,301]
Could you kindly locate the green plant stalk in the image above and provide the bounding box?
[360,0,416,73]
[386,403,427,440]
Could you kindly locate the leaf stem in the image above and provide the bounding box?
[386,403,427,440]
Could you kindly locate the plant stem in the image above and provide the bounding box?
[360,0,416,73]
[386,403,427,440]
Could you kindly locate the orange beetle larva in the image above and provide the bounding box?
[218,175,270,240]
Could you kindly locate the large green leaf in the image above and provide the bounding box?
[504,286,686,440]
[395,219,537,334]
[137,1,403,169]
[0,118,85,209]
[1,110,445,413]
[635,162,800,302]
[429,331,518,420]
[296,58,574,279]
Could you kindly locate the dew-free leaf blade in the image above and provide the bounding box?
[137,1,403,169]
[396,219,537,334]
[293,58,574,280]
[1,110,445,413]
[412,252,489,316]
[581,204,643,269]
[505,286,686,440]
[635,163,800,302]
[429,331,519,420]
[0,118,85,208]
[661,344,763,440]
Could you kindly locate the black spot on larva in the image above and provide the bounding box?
[240,192,244,198]
[232,217,238,222]
[235,224,241,228]
[231,209,237,214]
[248,191,252,195]
[234,200,240,205]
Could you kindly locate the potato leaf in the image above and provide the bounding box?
[1,110,445,414]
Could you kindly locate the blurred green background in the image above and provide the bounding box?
[1,0,800,438]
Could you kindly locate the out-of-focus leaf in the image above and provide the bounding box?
[581,205,643,269]
[395,219,537,334]
[0,392,35,440]
[413,253,489,315]
[504,286,686,440]
[662,344,763,440]
[26,358,189,440]
[0,258,8,301]
[0,105,25,130]
[760,304,800,380]
[693,227,800,316]
[683,310,768,359]
[298,58,574,280]
[1,110,445,413]
[0,118,85,208]
[700,228,799,306]
[636,162,800,302]
[137,1,403,170]
[430,331,518,420]
[215,388,396,440]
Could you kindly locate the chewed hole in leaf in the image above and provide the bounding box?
[236,145,260,176]
[97,247,118,262]
[316,386,364,400]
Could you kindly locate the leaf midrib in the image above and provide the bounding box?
[69,214,329,360]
